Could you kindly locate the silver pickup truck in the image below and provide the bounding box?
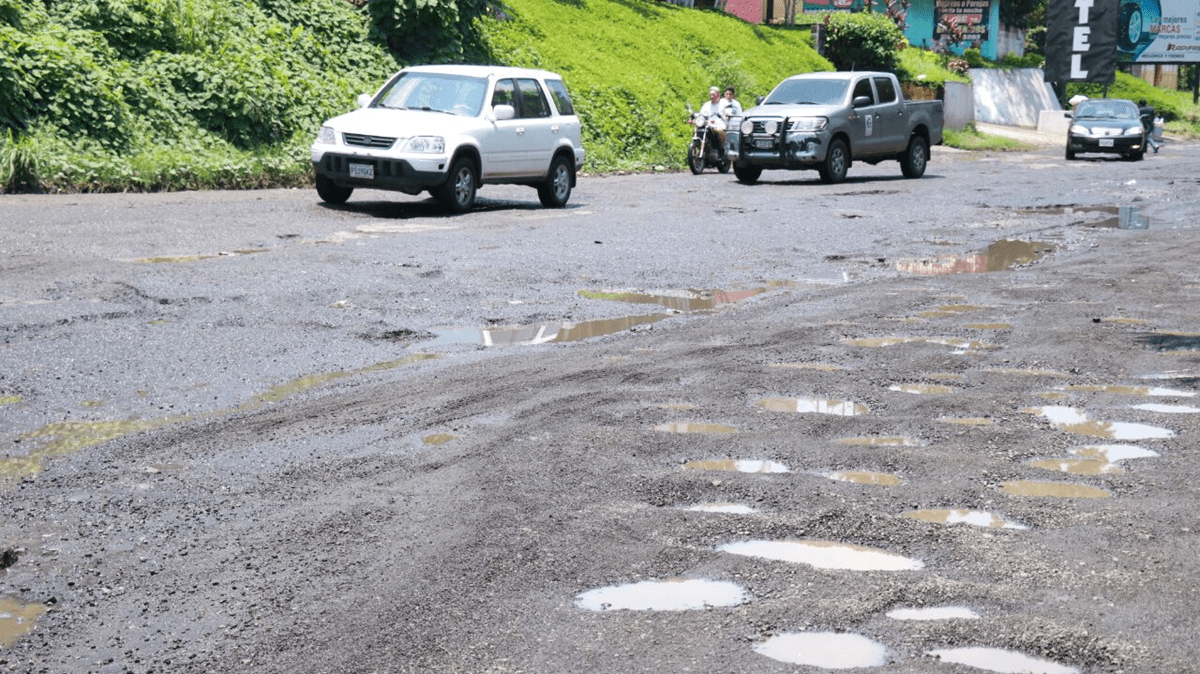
[726,71,943,184]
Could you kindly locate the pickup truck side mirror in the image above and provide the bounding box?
[852,95,872,108]
[357,93,372,108]
[493,104,515,121]
[756,95,765,105]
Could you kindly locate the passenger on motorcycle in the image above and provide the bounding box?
[720,86,742,117]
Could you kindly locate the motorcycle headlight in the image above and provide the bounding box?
[1124,125,1144,135]
[763,120,778,135]
[404,136,445,153]
[316,125,336,145]
[1070,124,1090,135]
[789,117,828,132]
[740,120,754,135]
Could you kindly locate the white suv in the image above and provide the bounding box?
[311,64,585,212]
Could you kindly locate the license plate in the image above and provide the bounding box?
[349,162,374,179]
[1098,139,1114,148]
[754,138,774,149]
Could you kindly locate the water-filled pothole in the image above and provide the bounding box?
[895,240,1054,275]
[684,459,789,473]
[1001,481,1111,498]
[0,596,47,648]
[685,503,759,514]
[826,471,901,486]
[574,578,747,611]
[1131,403,1200,413]
[889,383,955,394]
[887,606,980,621]
[1064,384,1196,397]
[759,397,869,416]
[836,436,922,446]
[422,434,459,445]
[755,632,888,668]
[927,646,1079,674]
[903,509,1028,529]
[655,423,737,434]
[718,540,923,570]
[1022,405,1174,440]
[845,336,998,353]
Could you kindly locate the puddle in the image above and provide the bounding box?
[927,646,1079,674]
[889,383,954,394]
[1131,403,1200,413]
[1071,444,1158,462]
[718,539,924,571]
[836,436,922,446]
[1000,481,1111,498]
[758,397,868,416]
[895,240,1054,275]
[938,416,994,426]
[767,362,844,372]
[827,471,901,486]
[422,434,459,445]
[685,503,759,514]
[0,596,47,648]
[1029,458,1121,475]
[1022,405,1174,440]
[904,509,1028,530]
[574,578,747,611]
[654,423,737,434]
[428,314,672,347]
[578,284,785,313]
[684,459,789,473]
[887,606,980,621]
[754,632,888,668]
[652,403,696,410]
[920,304,986,318]
[963,322,1012,330]
[1064,384,1196,397]
[844,336,998,353]
[1036,442,1160,474]
[0,395,22,406]
[985,367,1072,378]
[1142,332,1200,353]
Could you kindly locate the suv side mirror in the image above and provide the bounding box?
[357,93,372,108]
[756,95,765,105]
[852,95,872,108]
[493,104,515,121]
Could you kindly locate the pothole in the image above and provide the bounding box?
[718,540,923,570]
[826,471,901,486]
[836,436,923,446]
[755,632,889,668]
[0,596,47,648]
[1130,403,1200,413]
[758,397,869,416]
[889,383,955,394]
[1063,384,1196,397]
[422,434,459,445]
[887,606,980,620]
[574,578,747,611]
[844,336,998,353]
[1000,481,1111,498]
[1022,405,1174,440]
[654,423,737,434]
[684,503,759,514]
[684,459,789,473]
[903,509,1028,529]
[895,240,1054,275]
[927,646,1079,674]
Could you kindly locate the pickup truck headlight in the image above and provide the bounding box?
[404,136,445,153]
[789,117,828,132]
[316,126,336,145]
[740,120,754,135]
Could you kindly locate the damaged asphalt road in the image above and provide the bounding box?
[3,141,1200,673]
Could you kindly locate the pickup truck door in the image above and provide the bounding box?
[847,77,882,158]
[871,76,908,153]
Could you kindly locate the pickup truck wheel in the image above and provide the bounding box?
[818,138,849,184]
[434,157,477,213]
[733,163,761,184]
[315,175,353,205]
[538,154,572,208]
[687,140,704,175]
[900,135,928,179]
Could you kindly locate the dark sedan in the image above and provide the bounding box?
[1065,98,1147,161]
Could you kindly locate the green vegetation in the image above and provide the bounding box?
[944,122,1031,151]
[822,11,905,73]
[897,47,970,88]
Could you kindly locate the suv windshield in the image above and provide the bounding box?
[1075,100,1137,120]
[764,78,848,105]
[374,72,488,117]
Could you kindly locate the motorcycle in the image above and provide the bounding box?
[686,103,731,175]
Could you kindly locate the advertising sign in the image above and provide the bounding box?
[1045,0,1120,83]
[1117,0,1200,62]
[934,0,992,44]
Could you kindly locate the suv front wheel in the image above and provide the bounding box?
[435,157,478,213]
[538,154,572,208]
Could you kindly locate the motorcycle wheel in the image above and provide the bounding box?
[687,140,704,175]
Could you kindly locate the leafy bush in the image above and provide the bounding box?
[822,11,905,73]
[366,0,495,64]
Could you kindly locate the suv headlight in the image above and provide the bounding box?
[316,126,336,145]
[404,136,445,153]
[789,117,828,132]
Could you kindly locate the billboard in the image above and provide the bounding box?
[1045,0,1120,83]
[934,0,992,45]
[1117,0,1200,62]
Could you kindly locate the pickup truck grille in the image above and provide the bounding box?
[747,118,810,135]
[342,133,397,149]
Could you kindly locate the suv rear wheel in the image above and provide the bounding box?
[538,154,572,208]
[435,157,477,213]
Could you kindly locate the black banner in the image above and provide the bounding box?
[1044,0,1119,83]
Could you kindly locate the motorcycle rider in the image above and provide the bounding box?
[697,86,727,160]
